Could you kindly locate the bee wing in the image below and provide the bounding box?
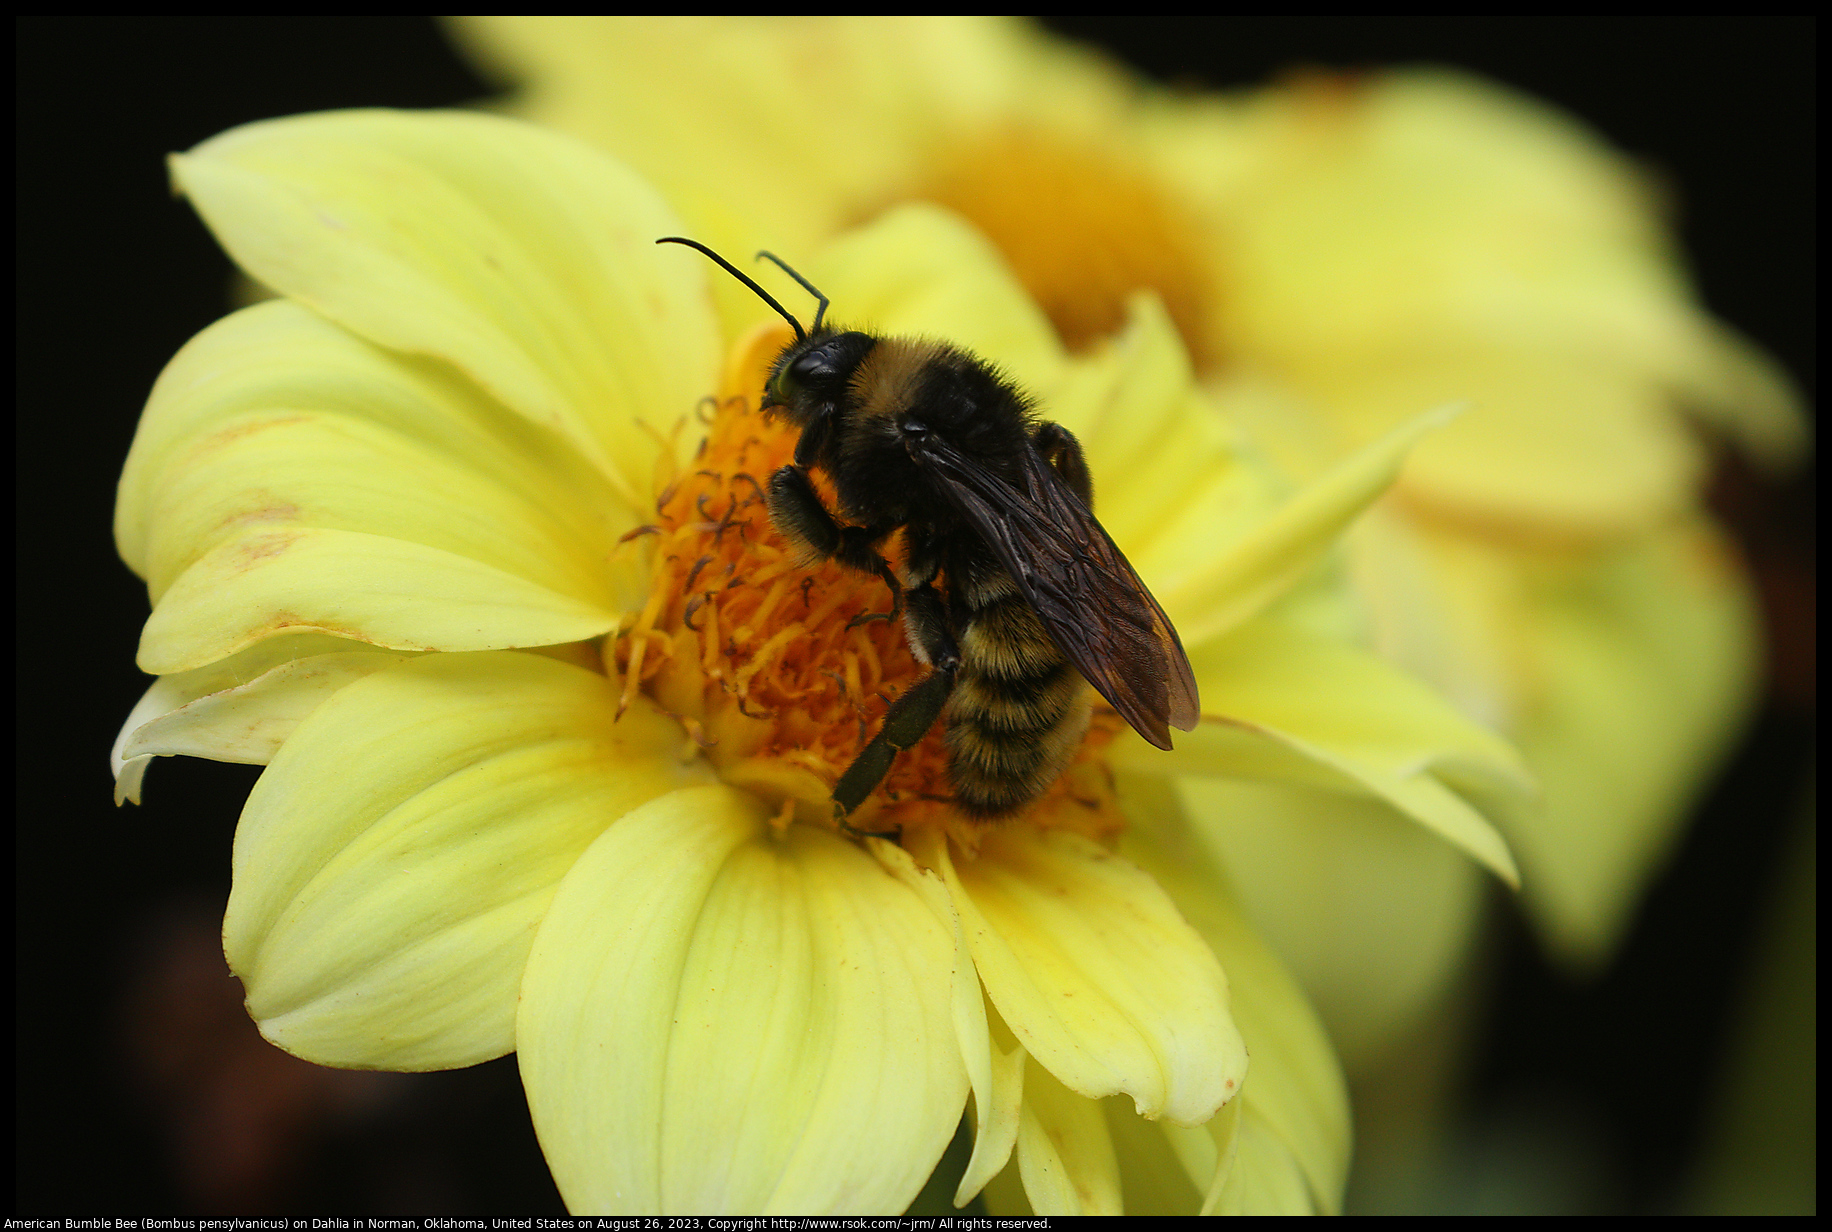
[910,435,1200,749]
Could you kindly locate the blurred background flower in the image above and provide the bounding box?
[20,16,1811,1216]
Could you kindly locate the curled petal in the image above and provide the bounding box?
[111,632,380,803]
[115,643,412,802]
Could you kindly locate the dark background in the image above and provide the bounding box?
[16,16,1813,1214]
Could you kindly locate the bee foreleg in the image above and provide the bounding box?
[833,663,956,819]
[767,464,902,616]
[1033,422,1094,509]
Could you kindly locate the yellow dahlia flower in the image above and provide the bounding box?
[113,108,1529,1214]
[445,17,1807,1058]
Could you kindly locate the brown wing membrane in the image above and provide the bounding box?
[911,433,1200,748]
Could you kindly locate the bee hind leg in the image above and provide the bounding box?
[833,664,956,820]
[833,582,960,821]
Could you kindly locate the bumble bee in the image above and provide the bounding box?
[659,237,1200,821]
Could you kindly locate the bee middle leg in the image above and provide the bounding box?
[767,464,901,617]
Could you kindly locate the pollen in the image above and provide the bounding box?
[612,326,1125,844]
[913,126,1218,367]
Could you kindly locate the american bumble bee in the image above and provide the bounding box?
[659,237,1200,821]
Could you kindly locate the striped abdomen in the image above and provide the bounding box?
[943,565,1091,818]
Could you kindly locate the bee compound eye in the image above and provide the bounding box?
[790,351,829,383]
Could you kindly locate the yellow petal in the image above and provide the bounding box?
[1338,502,1519,731]
[118,299,646,611]
[172,109,720,506]
[1301,340,1703,536]
[1175,776,1484,1071]
[1221,70,1700,379]
[911,825,1246,1126]
[1159,403,1462,648]
[138,525,620,675]
[1208,1109,1319,1215]
[1357,507,1764,969]
[1678,318,1810,474]
[1125,614,1527,884]
[1215,69,1784,536]
[961,1012,1027,1206]
[225,651,696,1069]
[1118,771,1352,1213]
[868,838,1022,1207]
[1092,1064,1326,1215]
[1505,515,1760,966]
[1014,1058,1122,1215]
[1100,1096,1205,1214]
[519,784,966,1215]
[1044,293,1270,575]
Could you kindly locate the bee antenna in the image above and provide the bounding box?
[656,237,806,342]
[755,251,830,334]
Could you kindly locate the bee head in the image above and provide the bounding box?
[762,330,878,426]
[657,237,877,432]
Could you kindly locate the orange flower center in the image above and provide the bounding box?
[914,126,1217,367]
[614,326,1124,844]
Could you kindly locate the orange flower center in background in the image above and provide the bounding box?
[915,126,1217,368]
[614,327,1124,844]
